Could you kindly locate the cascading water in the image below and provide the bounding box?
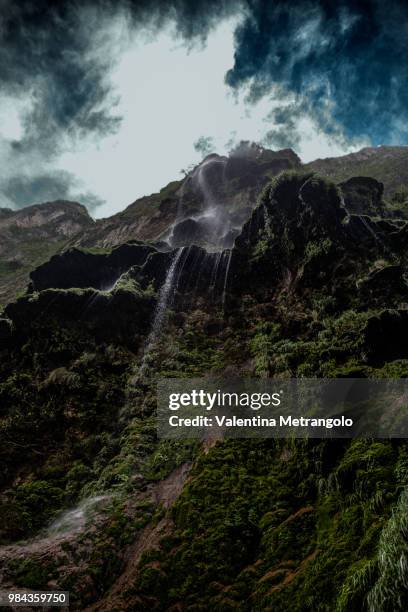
[162,157,240,314]
[0,495,110,558]
[210,251,223,295]
[139,247,185,377]
[221,250,233,313]
[46,495,109,536]
[194,157,232,246]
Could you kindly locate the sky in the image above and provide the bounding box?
[0,0,406,218]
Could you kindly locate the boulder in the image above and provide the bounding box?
[30,242,157,292]
[170,218,210,247]
[340,176,384,216]
[358,265,408,299]
[364,309,408,363]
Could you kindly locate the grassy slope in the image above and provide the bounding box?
[305,146,408,197]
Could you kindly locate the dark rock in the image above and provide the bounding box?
[224,156,260,184]
[358,265,408,299]
[139,250,173,290]
[152,240,172,252]
[0,317,13,341]
[345,214,403,256]
[220,228,239,249]
[30,242,157,292]
[364,309,408,363]
[340,176,384,216]
[299,176,347,228]
[5,284,154,342]
[171,218,210,247]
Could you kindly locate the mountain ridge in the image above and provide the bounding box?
[0,200,94,306]
[1,145,408,307]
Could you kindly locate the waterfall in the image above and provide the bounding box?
[46,495,109,536]
[0,495,110,554]
[190,250,209,298]
[167,180,188,246]
[193,157,230,247]
[139,247,185,377]
[221,250,232,313]
[210,251,223,295]
[196,158,221,209]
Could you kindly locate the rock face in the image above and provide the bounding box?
[224,170,408,314]
[0,317,12,344]
[2,168,408,611]
[339,176,385,216]
[13,170,408,318]
[73,147,301,252]
[306,145,408,197]
[30,243,156,291]
[171,218,210,248]
[0,201,93,255]
[0,201,94,306]
[2,145,408,307]
[5,283,154,342]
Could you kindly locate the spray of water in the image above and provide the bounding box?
[46,495,109,536]
[139,247,185,377]
[221,250,233,313]
[210,251,223,296]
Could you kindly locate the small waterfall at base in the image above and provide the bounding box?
[139,247,185,377]
[221,250,232,313]
[46,495,109,537]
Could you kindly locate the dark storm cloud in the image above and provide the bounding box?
[262,104,302,149]
[226,0,408,145]
[0,0,236,154]
[0,0,236,209]
[1,0,407,210]
[2,172,104,213]
[2,0,407,150]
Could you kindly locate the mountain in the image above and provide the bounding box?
[0,201,94,307]
[306,145,408,196]
[2,145,408,308]
[73,147,301,249]
[0,163,408,609]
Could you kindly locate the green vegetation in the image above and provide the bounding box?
[1,168,408,609]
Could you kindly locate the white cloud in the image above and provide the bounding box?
[51,20,363,217]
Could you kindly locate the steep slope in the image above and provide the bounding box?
[2,145,408,308]
[0,147,300,305]
[1,170,408,610]
[306,145,408,197]
[0,201,94,307]
[73,147,301,250]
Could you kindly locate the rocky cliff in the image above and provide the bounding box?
[1,165,408,610]
[306,145,408,198]
[0,201,94,306]
[2,145,408,308]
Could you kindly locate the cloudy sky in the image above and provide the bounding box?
[0,0,406,217]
